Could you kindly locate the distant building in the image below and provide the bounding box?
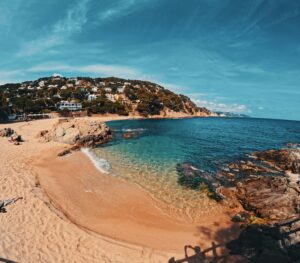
[87,94,97,101]
[8,114,17,121]
[104,87,112,92]
[61,85,67,90]
[117,86,125,93]
[91,86,98,92]
[105,94,115,102]
[57,101,82,111]
[66,83,74,88]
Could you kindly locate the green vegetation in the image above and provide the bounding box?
[0,76,210,118]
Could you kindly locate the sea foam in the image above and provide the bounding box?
[81,148,111,174]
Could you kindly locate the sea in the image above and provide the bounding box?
[86,117,300,220]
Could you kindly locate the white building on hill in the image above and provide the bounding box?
[57,101,82,111]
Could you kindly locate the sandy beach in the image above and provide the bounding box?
[0,117,240,263]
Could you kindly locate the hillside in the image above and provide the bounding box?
[0,75,212,120]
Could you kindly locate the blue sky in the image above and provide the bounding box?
[0,0,299,120]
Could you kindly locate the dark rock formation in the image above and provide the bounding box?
[218,148,300,222]
[227,217,300,263]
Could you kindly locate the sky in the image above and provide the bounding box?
[0,0,299,120]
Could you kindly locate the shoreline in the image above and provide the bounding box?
[0,117,240,262]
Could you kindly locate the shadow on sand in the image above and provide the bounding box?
[169,217,300,263]
[0,258,18,263]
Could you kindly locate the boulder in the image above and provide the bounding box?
[41,118,112,148]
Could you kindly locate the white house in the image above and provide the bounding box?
[104,87,112,92]
[57,101,82,111]
[117,86,125,93]
[91,86,98,92]
[66,83,74,88]
[98,82,105,86]
[87,94,97,101]
[105,94,115,102]
[39,81,45,87]
[61,85,68,90]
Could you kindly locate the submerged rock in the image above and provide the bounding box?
[176,162,222,200]
[41,118,112,148]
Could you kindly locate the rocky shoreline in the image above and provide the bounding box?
[177,146,300,262]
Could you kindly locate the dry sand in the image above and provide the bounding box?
[0,117,240,263]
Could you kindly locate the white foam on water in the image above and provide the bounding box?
[121,128,147,132]
[81,148,111,174]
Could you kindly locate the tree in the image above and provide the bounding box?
[0,91,8,122]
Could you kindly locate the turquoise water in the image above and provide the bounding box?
[93,117,300,220]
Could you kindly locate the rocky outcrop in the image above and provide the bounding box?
[219,148,300,222]
[176,147,300,223]
[40,118,112,148]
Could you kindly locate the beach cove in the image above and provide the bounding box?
[0,117,240,263]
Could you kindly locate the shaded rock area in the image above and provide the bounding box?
[176,163,222,200]
[227,217,300,263]
[40,118,112,148]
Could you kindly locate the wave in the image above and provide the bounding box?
[122,128,147,132]
[113,128,147,132]
[81,148,111,174]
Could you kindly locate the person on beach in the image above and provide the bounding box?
[0,197,23,213]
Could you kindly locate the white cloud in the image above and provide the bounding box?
[16,0,91,57]
[194,98,250,113]
[96,0,150,24]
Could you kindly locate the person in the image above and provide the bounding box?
[0,197,23,213]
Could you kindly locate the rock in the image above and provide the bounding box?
[232,212,251,223]
[123,132,135,139]
[176,162,222,200]
[41,118,112,148]
[57,149,71,157]
[37,130,48,138]
[253,148,300,174]
[57,145,80,157]
[219,147,300,222]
